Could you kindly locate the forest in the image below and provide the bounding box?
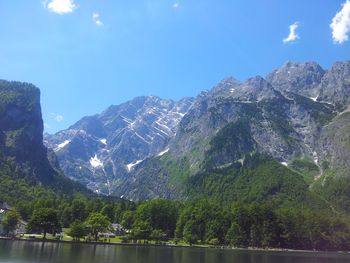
[1,175,350,252]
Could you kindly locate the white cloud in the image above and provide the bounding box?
[172,3,179,9]
[330,0,350,44]
[283,22,299,43]
[44,0,76,14]
[92,13,104,26]
[50,113,64,122]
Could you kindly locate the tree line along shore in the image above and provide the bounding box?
[1,196,350,251]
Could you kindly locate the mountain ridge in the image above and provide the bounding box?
[45,95,194,195]
[44,60,350,207]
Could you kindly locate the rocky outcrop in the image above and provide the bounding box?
[318,61,350,110]
[0,80,87,196]
[0,81,55,184]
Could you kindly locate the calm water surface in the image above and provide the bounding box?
[0,240,350,263]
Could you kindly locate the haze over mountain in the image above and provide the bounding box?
[45,61,350,207]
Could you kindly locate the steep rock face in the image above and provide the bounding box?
[318,111,350,177]
[266,61,325,99]
[0,80,55,184]
[45,96,194,195]
[124,62,347,201]
[121,84,331,200]
[267,61,350,110]
[169,75,333,172]
[318,61,350,109]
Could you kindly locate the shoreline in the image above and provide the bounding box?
[1,236,349,254]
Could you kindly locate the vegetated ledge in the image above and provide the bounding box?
[1,237,350,254]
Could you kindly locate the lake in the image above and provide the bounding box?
[0,239,350,263]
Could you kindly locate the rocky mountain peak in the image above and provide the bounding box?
[266,61,325,99]
[209,77,241,96]
[245,75,272,90]
[229,76,279,102]
[318,60,350,109]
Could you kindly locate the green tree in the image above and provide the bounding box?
[71,198,87,222]
[229,205,250,247]
[69,220,87,240]
[101,204,115,222]
[134,199,179,238]
[59,205,72,228]
[131,220,153,243]
[2,209,20,236]
[183,220,199,245]
[121,210,135,229]
[85,213,110,241]
[27,208,61,239]
[226,222,243,247]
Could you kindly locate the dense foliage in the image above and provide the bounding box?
[26,208,61,238]
[189,154,325,210]
[1,171,350,251]
[1,209,20,236]
[124,199,350,250]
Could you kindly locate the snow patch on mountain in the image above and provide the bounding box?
[90,155,103,168]
[310,96,318,102]
[55,140,70,151]
[126,160,143,172]
[281,162,288,167]
[157,148,169,157]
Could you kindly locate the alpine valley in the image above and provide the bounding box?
[42,60,350,211]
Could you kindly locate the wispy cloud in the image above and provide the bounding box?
[50,113,64,122]
[330,0,350,44]
[283,22,299,44]
[172,3,179,10]
[43,0,76,15]
[92,13,104,26]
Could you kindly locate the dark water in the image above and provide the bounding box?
[1,240,350,263]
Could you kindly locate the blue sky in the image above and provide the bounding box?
[0,0,349,133]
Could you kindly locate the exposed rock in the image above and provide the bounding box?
[45,96,194,195]
[44,60,350,201]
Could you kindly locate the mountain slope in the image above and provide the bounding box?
[188,153,326,209]
[123,61,349,203]
[45,96,194,195]
[45,61,350,208]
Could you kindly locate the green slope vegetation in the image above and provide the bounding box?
[188,154,326,209]
[288,158,320,184]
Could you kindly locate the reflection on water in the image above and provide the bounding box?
[0,239,350,263]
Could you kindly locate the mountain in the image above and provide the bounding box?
[120,61,350,205]
[45,61,350,211]
[0,80,87,196]
[44,96,194,195]
[266,61,325,99]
